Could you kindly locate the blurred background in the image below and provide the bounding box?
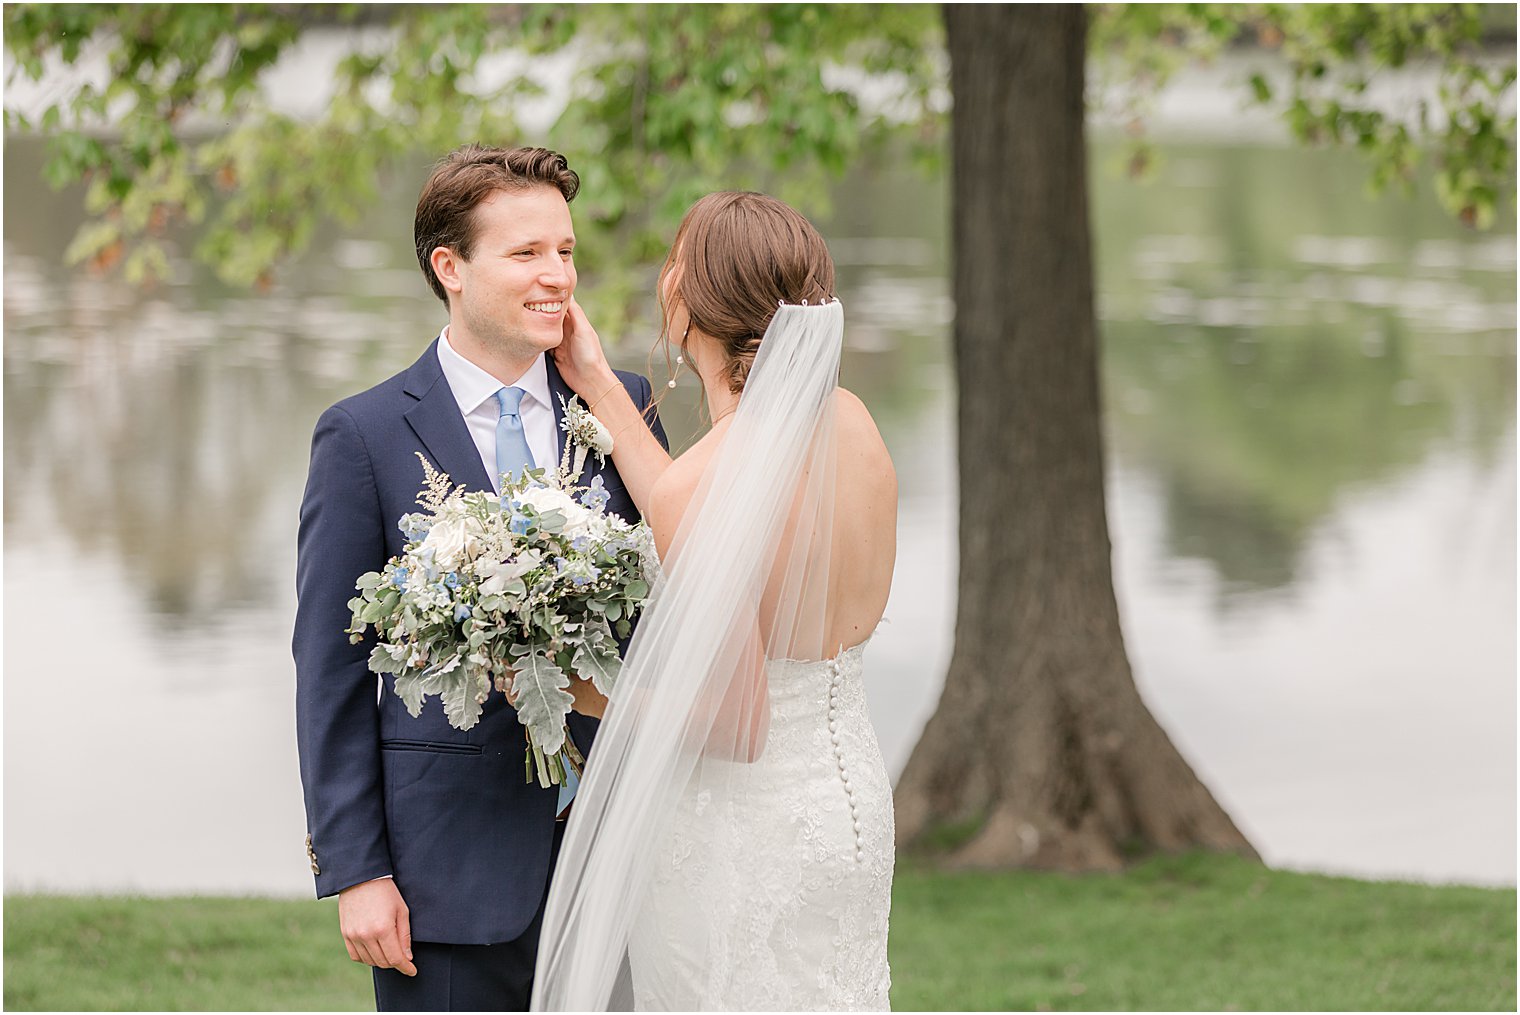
[4,10,1515,899]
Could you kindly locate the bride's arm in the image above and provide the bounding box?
[552,298,672,517]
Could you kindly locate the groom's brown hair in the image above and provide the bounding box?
[414,144,581,304]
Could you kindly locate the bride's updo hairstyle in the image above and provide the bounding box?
[660,191,836,395]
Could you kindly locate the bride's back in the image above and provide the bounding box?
[660,385,897,662]
[821,388,897,654]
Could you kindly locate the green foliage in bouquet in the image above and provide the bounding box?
[346,453,655,787]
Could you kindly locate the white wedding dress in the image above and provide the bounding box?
[533,301,894,1013]
[628,638,895,1011]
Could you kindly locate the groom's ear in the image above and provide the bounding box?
[429,246,465,299]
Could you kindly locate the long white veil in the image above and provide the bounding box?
[531,300,845,1011]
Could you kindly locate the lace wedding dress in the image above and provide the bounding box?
[628,638,895,1011]
[533,302,894,1013]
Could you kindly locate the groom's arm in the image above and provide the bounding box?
[293,404,394,898]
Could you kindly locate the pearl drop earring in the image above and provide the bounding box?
[668,330,688,388]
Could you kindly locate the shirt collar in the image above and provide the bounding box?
[436,326,552,416]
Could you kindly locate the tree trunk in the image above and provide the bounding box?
[894,4,1258,870]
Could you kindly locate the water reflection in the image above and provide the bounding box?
[3,133,1514,890]
[1095,143,1514,600]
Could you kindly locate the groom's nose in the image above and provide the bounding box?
[538,258,573,293]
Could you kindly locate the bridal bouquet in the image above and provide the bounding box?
[346,397,655,788]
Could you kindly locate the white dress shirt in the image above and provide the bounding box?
[435,327,559,493]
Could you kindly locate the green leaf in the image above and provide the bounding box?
[393,671,426,717]
[572,641,621,697]
[510,651,574,755]
[368,644,407,675]
[1248,73,1271,104]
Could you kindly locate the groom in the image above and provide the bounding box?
[294,144,666,1011]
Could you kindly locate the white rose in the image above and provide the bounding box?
[421,515,486,570]
[514,486,594,532]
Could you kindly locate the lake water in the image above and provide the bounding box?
[4,124,1514,894]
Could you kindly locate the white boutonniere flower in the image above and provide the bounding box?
[558,394,615,482]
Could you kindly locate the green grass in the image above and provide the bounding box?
[5,854,1514,1011]
[890,852,1516,1011]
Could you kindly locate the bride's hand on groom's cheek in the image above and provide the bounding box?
[553,297,615,394]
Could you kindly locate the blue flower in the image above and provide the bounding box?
[444,572,460,589]
[454,603,471,622]
[570,536,590,553]
[579,474,610,511]
[391,567,409,591]
[510,512,531,536]
[397,512,433,542]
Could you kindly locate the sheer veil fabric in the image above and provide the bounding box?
[531,301,847,1011]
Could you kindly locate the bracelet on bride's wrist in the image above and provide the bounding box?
[588,378,621,412]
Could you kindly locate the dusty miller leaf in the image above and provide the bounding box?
[510,651,573,756]
[368,643,407,675]
[393,670,426,717]
[572,641,621,698]
[440,667,489,731]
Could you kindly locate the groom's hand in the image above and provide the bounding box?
[567,676,608,719]
[338,877,417,977]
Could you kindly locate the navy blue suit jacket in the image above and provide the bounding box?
[294,339,666,944]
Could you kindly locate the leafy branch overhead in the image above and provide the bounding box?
[4,3,1513,290]
[1091,3,1517,228]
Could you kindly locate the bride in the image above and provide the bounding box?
[533,191,898,1011]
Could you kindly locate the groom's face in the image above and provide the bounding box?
[453,185,577,359]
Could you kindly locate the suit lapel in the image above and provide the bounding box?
[402,339,493,493]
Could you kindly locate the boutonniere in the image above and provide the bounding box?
[558,394,615,483]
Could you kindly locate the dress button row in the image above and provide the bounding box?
[827,666,861,864]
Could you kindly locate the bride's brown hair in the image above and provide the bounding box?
[658,192,837,397]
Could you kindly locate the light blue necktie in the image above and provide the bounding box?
[494,386,535,490]
[495,386,577,812]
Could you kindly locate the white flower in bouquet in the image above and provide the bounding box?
[347,437,652,789]
[420,513,488,571]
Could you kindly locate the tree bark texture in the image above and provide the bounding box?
[893,4,1258,870]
